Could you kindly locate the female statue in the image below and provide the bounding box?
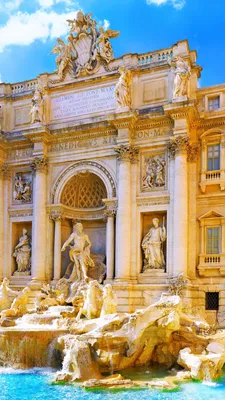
[114,66,132,108]
[13,229,31,274]
[142,218,166,271]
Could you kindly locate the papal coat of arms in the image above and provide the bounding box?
[51,10,120,81]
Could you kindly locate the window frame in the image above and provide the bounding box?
[206,226,221,254]
[207,143,220,171]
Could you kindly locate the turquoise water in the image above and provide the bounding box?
[0,369,225,400]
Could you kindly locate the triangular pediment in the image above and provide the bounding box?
[198,210,225,220]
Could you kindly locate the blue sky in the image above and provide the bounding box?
[0,0,224,88]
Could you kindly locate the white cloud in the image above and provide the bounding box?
[0,0,23,12]
[0,9,78,52]
[38,0,72,9]
[146,0,185,10]
[103,19,110,31]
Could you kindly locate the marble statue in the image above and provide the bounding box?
[93,26,120,64]
[142,218,166,271]
[13,174,32,202]
[171,56,191,98]
[51,36,75,81]
[100,284,117,317]
[115,66,132,108]
[61,223,95,282]
[51,10,119,81]
[143,156,166,190]
[76,280,103,320]
[30,85,45,124]
[1,287,31,317]
[0,278,18,312]
[13,229,31,275]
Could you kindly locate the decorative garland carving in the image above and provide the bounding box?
[0,164,11,180]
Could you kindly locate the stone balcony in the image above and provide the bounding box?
[199,169,225,192]
[198,253,225,276]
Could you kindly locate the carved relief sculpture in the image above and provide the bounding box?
[142,155,166,190]
[114,66,132,108]
[13,229,31,275]
[142,218,166,271]
[51,10,119,81]
[170,56,191,98]
[13,173,32,202]
[61,222,95,282]
[30,84,45,124]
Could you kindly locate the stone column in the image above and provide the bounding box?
[104,209,116,281]
[2,165,11,278]
[168,136,189,276]
[115,145,138,280]
[46,216,54,281]
[130,149,139,280]
[53,215,63,281]
[187,145,199,278]
[30,157,48,284]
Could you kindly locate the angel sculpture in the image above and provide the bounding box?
[94,26,120,63]
[51,36,75,81]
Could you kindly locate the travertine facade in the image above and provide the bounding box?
[0,12,225,325]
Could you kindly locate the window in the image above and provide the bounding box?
[205,292,219,311]
[206,227,220,254]
[208,96,220,111]
[207,144,220,171]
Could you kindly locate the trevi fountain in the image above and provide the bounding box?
[0,8,225,400]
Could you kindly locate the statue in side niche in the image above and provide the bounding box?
[115,66,132,108]
[30,85,45,124]
[13,229,31,275]
[100,284,117,317]
[0,278,18,312]
[171,56,191,98]
[1,287,31,317]
[61,223,95,282]
[142,218,166,271]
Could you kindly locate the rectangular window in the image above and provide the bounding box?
[208,96,220,111]
[207,144,220,170]
[206,292,219,311]
[206,227,220,254]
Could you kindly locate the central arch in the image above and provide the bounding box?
[51,160,117,204]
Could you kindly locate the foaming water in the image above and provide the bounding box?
[0,369,224,400]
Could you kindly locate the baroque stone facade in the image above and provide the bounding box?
[0,13,225,325]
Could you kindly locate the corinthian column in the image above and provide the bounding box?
[30,157,48,284]
[2,165,11,278]
[115,145,138,280]
[167,136,189,276]
[52,214,63,281]
[104,208,116,281]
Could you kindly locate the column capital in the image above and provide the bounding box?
[30,156,48,174]
[104,208,117,218]
[0,164,11,180]
[187,144,200,163]
[49,213,64,222]
[167,135,189,160]
[114,144,139,163]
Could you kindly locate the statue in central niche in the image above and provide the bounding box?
[142,218,166,271]
[61,223,95,282]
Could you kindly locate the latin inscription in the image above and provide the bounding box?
[51,86,116,120]
[7,148,33,160]
[134,127,171,140]
[48,135,117,153]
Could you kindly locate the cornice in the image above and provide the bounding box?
[163,100,199,125]
[23,126,52,144]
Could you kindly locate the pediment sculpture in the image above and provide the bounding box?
[51,10,120,81]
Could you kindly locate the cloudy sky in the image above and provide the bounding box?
[0,0,224,87]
